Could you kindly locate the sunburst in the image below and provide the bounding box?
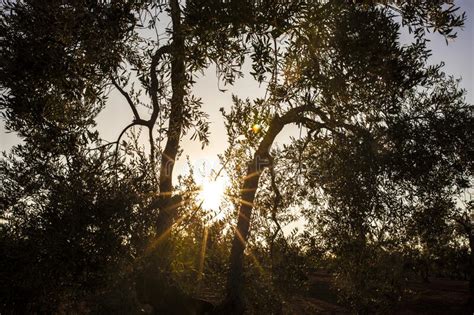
[197,177,226,211]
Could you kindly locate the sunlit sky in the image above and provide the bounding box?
[1,1,472,204]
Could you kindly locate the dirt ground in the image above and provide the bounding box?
[282,272,471,314]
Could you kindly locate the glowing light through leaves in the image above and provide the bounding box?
[191,160,230,224]
[197,178,225,211]
[251,123,261,134]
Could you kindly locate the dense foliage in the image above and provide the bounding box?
[1,0,472,314]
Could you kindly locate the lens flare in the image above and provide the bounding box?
[251,123,261,134]
[197,179,225,210]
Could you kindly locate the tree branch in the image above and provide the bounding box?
[269,156,284,240]
[111,77,141,121]
[114,120,148,165]
[87,141,116,152]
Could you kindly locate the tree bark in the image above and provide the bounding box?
[216,100,354,313]
[136,0,187,310]
[221,110,303,313]
[155,0,185,240]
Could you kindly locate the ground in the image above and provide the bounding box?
[281,272,471,314]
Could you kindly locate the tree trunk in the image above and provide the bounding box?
[220,115,288,314]
[219,106,319,314]
[143,0,185,275]
[155,0,185,243]
[223,157,266,314]
[136,0,186,310]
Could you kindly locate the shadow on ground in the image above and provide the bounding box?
[281,272,471,315]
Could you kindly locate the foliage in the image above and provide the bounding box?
[0,133,156,312]
[0,0,472,313]
[0,0,140,143]
[218,0,471,311]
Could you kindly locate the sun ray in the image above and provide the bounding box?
[143,196,192,255]
[234,228,265,276]
[197,227,208,282]
[229,195,255,208]
[243,171,261,180]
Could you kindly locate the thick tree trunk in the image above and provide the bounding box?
[219,106,320,314]
[220,115,288,314]
[155,0,185,242]
[223,157,266,314]
[136,0,187,311]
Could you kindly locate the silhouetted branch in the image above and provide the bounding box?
[114,120,148,164]
[269,156,284,240]
[111,77,141,121]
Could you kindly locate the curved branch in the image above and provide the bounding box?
[297,117,327,132]
[225,105,321,310]
[300,104,365,135]
[225,103,366,309]
[111,77,141,121]
[114,120,148,164]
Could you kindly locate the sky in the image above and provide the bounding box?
[1,1,473,186]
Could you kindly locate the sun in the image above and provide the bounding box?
[197,179,225,211]
[191,161,230,221]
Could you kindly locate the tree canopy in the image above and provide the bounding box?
[0,0,472,314]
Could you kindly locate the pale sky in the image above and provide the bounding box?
[1,1,473,184]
